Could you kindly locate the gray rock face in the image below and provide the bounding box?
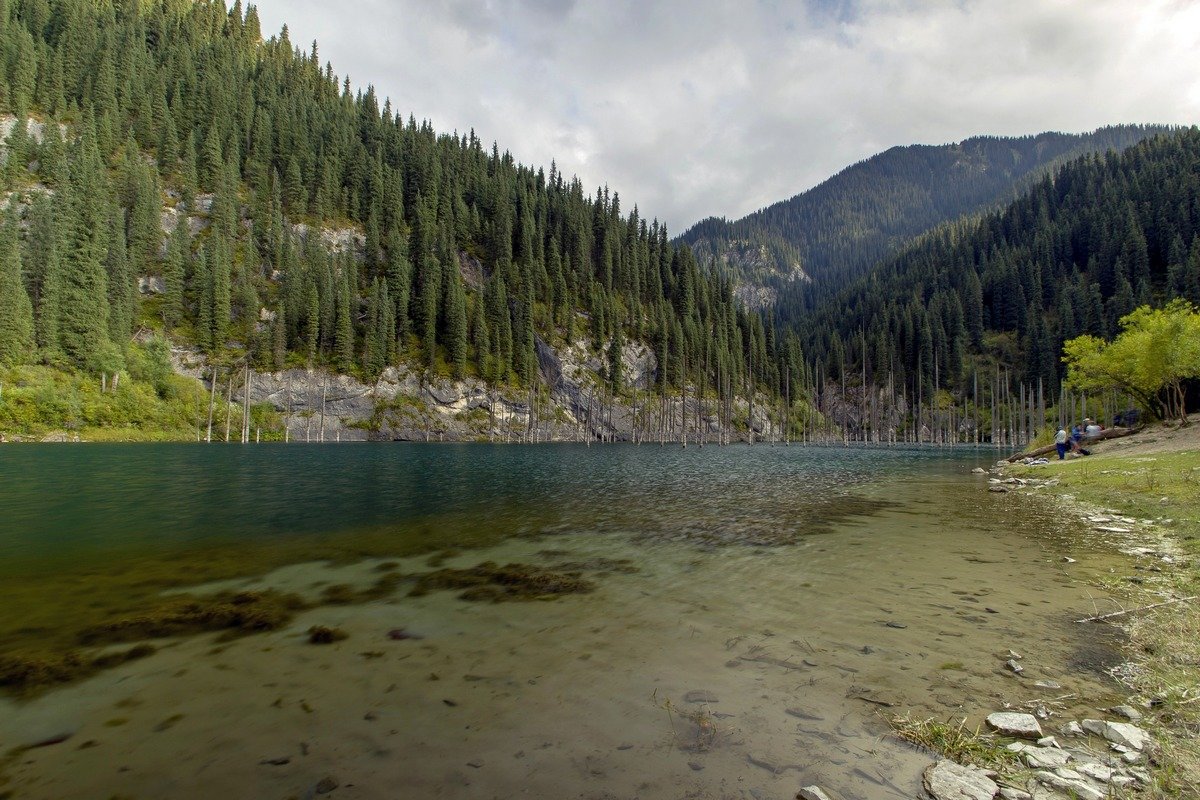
[986,712,1042,739]
[138,276,166,295]
[1081,719,1151,751]
[923,760,999,800]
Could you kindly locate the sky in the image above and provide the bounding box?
[253,0,1200,234]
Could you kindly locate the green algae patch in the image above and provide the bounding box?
[409,561,596,602]
[0,644,156,695]
[0,591,308,694]
[307,626,348,644]
[77,590,308,646]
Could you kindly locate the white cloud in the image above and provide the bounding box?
[253,0,1200,232]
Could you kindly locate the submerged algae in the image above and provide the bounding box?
[408,561,597,602]
[78,590,308,645]
[0,556,607,693]
[0,644,157,694]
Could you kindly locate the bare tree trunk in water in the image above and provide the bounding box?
[206,367,218,443]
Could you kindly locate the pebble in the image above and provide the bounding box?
[1062,721,1084,737]
[1034,680,1062,690]
[315,776,339,795]
[1005,659,1024,674]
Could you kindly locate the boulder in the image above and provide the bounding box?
[986,712,1042,739]
[923,760,999,800]
[1081,719,1152,751]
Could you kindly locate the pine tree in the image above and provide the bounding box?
[0,202,35,366]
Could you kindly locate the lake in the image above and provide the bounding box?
[0,443,1131,799]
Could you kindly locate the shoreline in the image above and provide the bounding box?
[955,417,1200,798]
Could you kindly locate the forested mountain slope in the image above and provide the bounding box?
[0,0,802,440]
[794,128,1200,411]
[679,126,1168,308]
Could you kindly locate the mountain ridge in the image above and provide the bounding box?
[679,125,1174,306]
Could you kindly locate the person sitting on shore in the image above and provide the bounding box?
[1084,418,1102,440]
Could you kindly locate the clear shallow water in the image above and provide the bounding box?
[0,444,1131,800]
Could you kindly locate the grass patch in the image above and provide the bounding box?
[888,714,1018,770]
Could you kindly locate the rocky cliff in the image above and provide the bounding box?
[173,335,782,444]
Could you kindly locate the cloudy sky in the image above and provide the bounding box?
[254,0,1200,233]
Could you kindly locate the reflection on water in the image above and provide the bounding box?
[0,443,1133,800]
[0,443,990,564]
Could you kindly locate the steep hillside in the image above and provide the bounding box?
[0,0,804,441]
[680,126,1169,307]
[792,127,1200,434]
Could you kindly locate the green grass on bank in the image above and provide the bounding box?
[0,363,206,441]
[0,336,278,441]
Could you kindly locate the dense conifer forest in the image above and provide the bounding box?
[788,128,1200,441]
[0,0,801,435]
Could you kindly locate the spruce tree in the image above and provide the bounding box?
[446,269,467,378]
[0,202,35,366]
[59,124,112,369]
[105,209,134,345]
[162,215,188,328]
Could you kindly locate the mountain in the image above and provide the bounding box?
[789,127,1200,435]
[0,0,801,442]
[679,126,1171,310]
